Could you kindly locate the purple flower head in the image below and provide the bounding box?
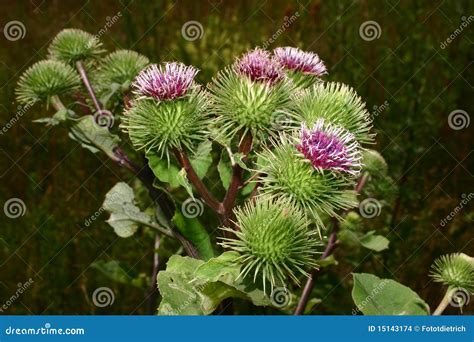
[133,62,198,100]
[236,48,284,85]
[274,47,327,76]
[297,119,361,175]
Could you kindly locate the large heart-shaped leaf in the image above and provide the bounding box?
[157,252,270,315]
[352,273,430,315]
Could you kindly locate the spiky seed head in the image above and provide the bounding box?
[220,197,321,292]
[121,88,210,157]
[48,29,104,65]
[236,48,285,85]
[430,253,474,291]
[297,119,362,176]
[295,82,374,144]
[256,134,358,232]
[274,47,327,88]
[94,50,149,96]
[209,50,296,141]
[16,60,81,105]
[132,62,198,100]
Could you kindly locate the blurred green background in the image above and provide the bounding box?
[0,0,472,314]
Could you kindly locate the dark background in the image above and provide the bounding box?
[0,0,472,314]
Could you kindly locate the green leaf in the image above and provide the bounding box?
[69,115,120,160]
[157,252,270,315]
[359,231,390,252]
[146,153,180,188]
[172,211,214,260]
[103,182,155,238]
[33,108,73,126]
[217,151,232,189]
[177,168,194,198]
[91,260,146,288]
[351,273,430,315]
[190,140,213,179]
[318,255,338,268]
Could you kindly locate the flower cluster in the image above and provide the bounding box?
[297,119,361,175]
[274,46,327,76]
[133,62,198,100]
[235,48,284,85]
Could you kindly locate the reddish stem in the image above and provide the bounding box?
[294,173,368,315]
[173,148,223,214]
[222,131,253,227]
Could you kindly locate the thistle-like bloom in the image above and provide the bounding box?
[235,48,284,85]
[122,62,210,157]
[16,60,81,105]
[209,49,295,141]
[133,62,198,100]
[48,29,104,65]
[297,119,362,175]
[430,253,474,291]
[295,82,374,144]
[274,47,327,76]
[257,134,358,233]
[220,197,321,292]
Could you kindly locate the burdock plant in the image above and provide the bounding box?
[19,28,439,317]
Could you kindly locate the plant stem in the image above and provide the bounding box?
[294,173,368,315]
[433,288,454,315]
[76,60,102,113]
[146,234,161,314]
[50,95,66,111]
[222,131,253,227]
[173,148,223,214]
